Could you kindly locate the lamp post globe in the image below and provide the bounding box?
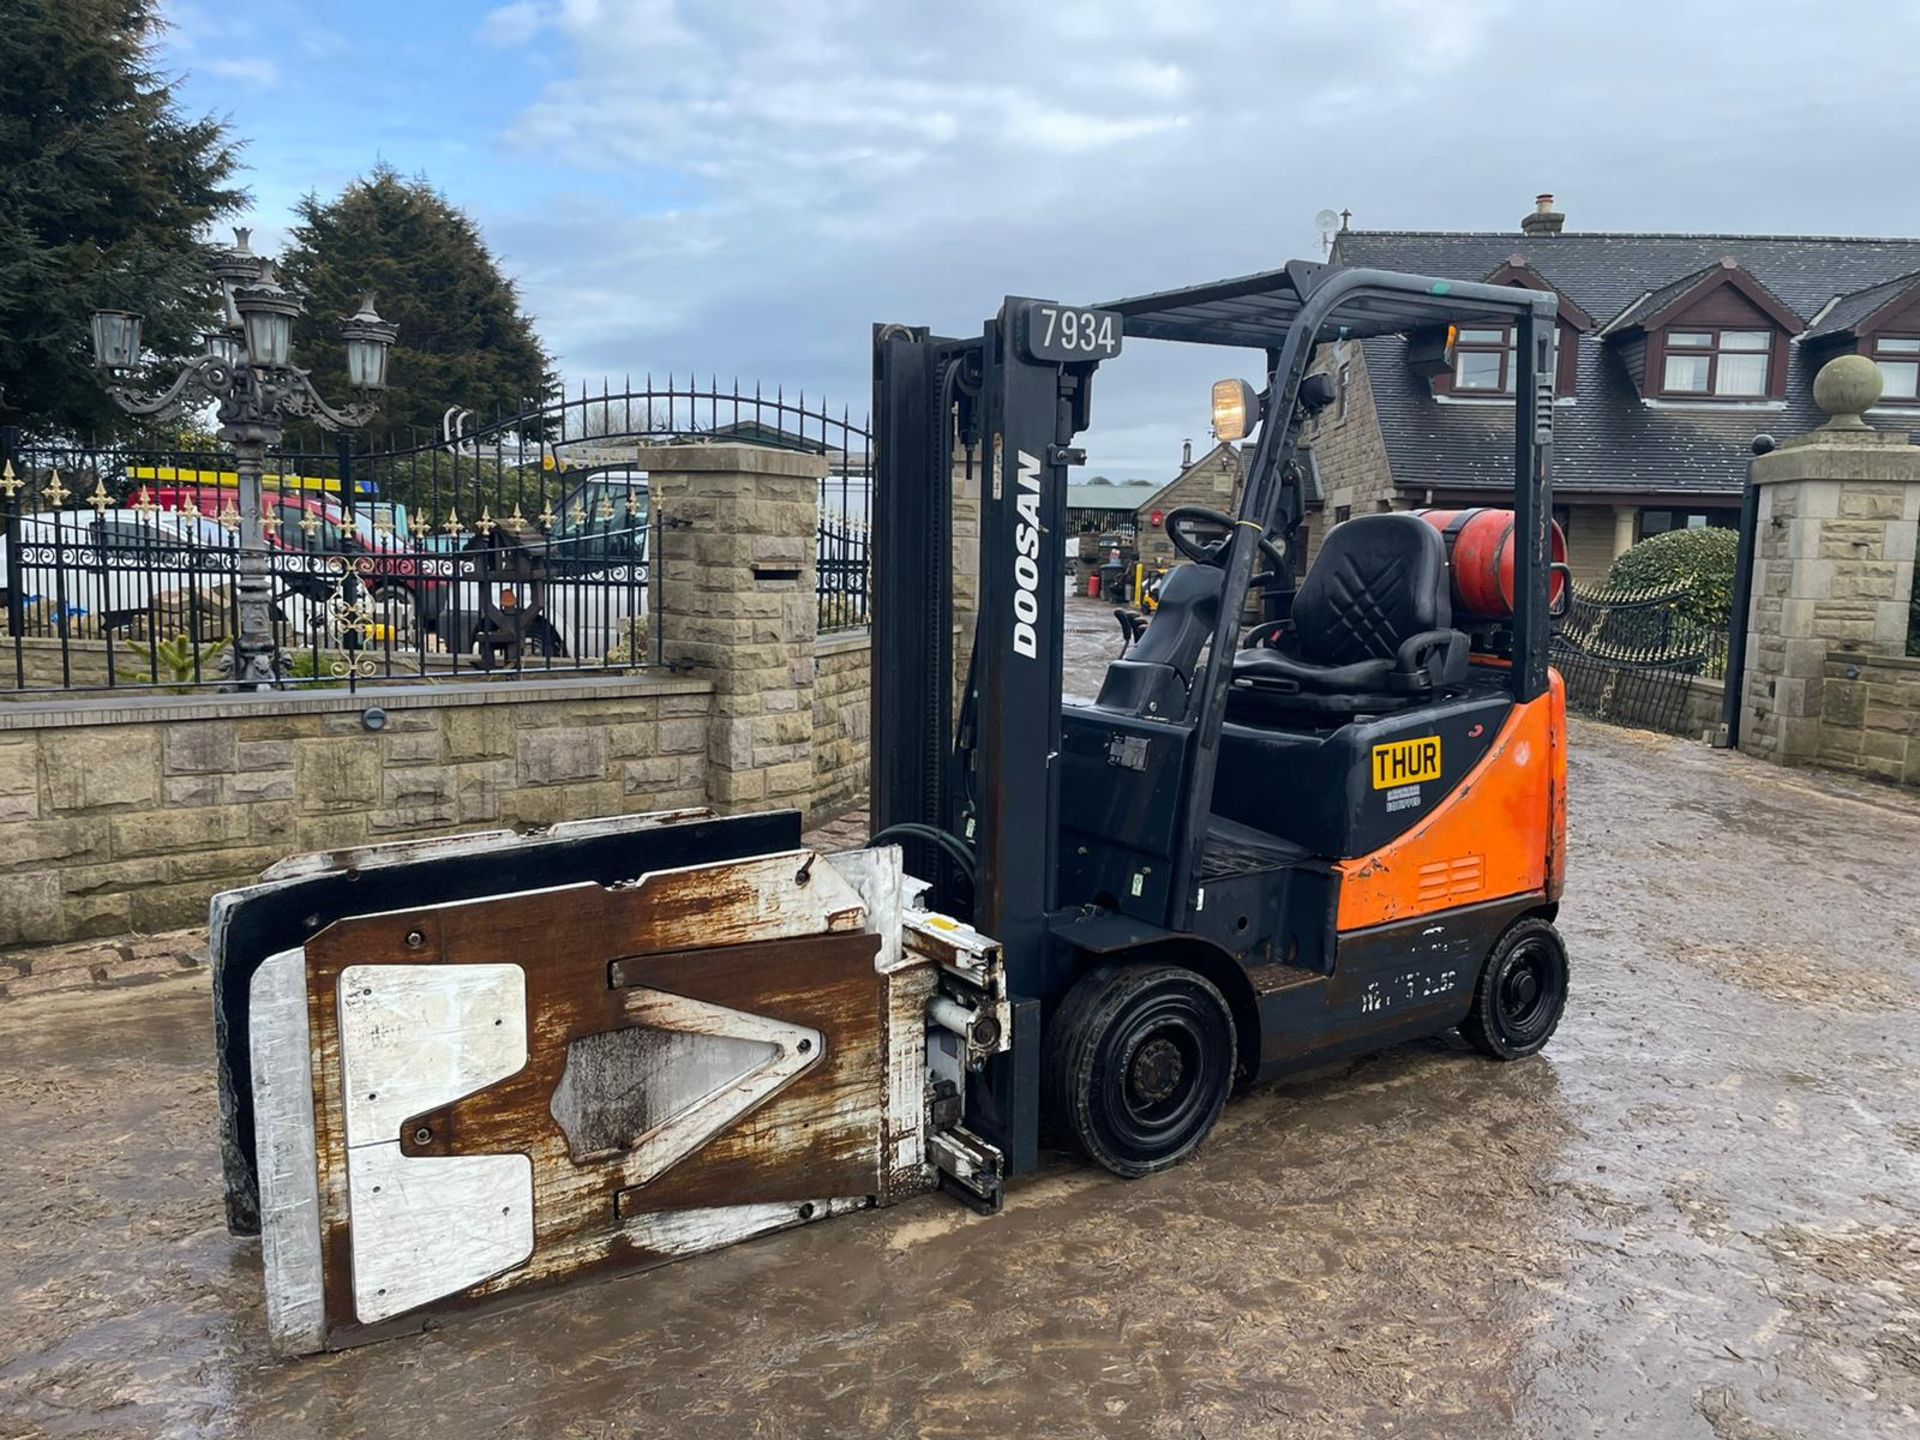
[340,293,398,391]
[202,329,246,366]
[208,226,264,329]
[232,264,303,370]
[89,310,144,372]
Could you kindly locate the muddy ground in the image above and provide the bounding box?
[3,598,1919,1439]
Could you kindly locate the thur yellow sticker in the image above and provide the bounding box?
[1372,736,1442,790]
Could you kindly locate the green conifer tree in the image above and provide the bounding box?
[277,167,554,449]
[0,0,245,438]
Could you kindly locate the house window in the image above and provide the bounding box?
[1870,334,1920,401]
[1660,329,1771,397]
[1336,361,1351,419]
[1452,328,1513,392]
[1450,326,1563,394]
[1333,504,1351,525]
[1638,507,1738,539]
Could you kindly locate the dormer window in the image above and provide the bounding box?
[1600,258,1799,403]
[1870,334,1920,401]
[1447,325,1563,394]
[1660,329,1772,397]
[1452,328,1514,391]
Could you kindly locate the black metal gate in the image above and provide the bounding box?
[1552,581,1729,735]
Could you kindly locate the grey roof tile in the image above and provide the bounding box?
[1802,268,1920,339]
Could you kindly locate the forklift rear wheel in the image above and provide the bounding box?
[1044,964,1237,1179]
[1461,917,1568,1061]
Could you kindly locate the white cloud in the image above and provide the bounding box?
[203,56,279,87]
[479,2,550,47]
[461,0,1920,476]
[1018,109,1189,155]
[298,27,349,60]
[470,0,1498,471]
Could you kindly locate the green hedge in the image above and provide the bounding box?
[1604,525,1740,628]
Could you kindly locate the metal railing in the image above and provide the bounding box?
[1551,579,1730,734]
[3,379,874,693]
[817,511,870,633]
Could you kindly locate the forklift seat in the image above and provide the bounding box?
[1230,513,1467,719]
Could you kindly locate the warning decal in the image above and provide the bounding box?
[1372,736,1442,790]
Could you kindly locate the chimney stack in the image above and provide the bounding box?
[1521,193,1565,238]
[1181,438,1193,467]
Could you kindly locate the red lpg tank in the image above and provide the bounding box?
[1415,508,1568,620]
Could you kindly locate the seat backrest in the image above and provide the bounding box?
[1292,513,1451,666]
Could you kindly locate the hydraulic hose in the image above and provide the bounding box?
[868,822,977,887]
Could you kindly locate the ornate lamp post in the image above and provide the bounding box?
[90,228,397,690]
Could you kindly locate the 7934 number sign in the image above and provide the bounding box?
[1017,301,1123,365]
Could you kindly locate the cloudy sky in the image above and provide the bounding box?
[159,0,1920,478]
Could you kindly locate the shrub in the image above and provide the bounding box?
[1604,525,1741,628]
[131,634,230,692]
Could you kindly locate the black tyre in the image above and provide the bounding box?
[1461,916,1569,1060]
[1044,963,1237,1179]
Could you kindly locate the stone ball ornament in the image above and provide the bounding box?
[1812,352,1882,429]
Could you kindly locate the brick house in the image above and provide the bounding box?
[1302,196,1920,578]
[1133,439,1244,569]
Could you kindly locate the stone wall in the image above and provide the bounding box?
[0,675,713,950]
[5,639,117,692]
[1135,445,1244,570]
[812,630,871,821]
[649,444,822,816]
[1817,651,1920,783]
[1565,670,1725,740]
[1563,504,1628,584]
[1301,340,1397,567]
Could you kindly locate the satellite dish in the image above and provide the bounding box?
[1314,208,1341,238]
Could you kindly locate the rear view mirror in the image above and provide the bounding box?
[1297,373,1337,414]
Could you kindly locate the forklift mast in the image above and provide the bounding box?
[873,301,1098,985]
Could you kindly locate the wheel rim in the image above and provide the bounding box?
[1127,1036,1186,1106]
[1096,988,1231,1163]
[1496,938,1559,1043]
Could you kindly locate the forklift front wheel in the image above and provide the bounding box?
[1044,964,1237,1179]
[1461,917,1569,1061]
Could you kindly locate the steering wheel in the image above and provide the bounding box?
[1164,505,1290,583]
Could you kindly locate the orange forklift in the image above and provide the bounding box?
[218,261,1573,1352]
[871,260,1571,1181]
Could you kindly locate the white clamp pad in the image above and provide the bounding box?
[338,963,533,1324]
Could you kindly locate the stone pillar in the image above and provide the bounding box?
[1610,505,1638,561]
[648,444,825,815]
[1739,356,1920,766]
